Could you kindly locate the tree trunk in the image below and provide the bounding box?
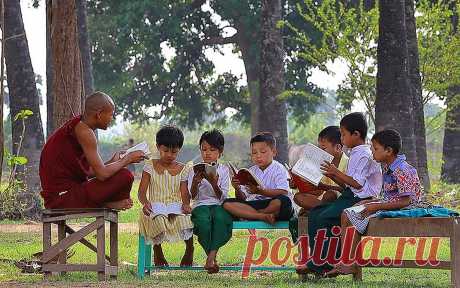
[49,0,83,130]
[76,0,94,99]
[4,0,45,219]
[259,0,288,164]
[404,0,430,192]
[0,1,4,182]
[375,0,417,167]
[441,3,460,183]
[46,0,54,137]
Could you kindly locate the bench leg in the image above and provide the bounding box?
[110,221,118,280]
[97,217,106,281]
[145,241,152,275]
[43,222,52,279]
[452,219,460,288]
[57,221,67,276]
[138,234,146,279]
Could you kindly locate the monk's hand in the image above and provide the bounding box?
[126,150,146,164]
[142,202,152,216]
[111,150,125,162]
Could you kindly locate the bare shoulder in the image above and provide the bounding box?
[74,122,96,146]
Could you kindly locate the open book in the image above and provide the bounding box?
[284,163,321,194]
[121,141,151,159]
[193,162,217,177]
[150,202,184,218]
[291,143,334,186]
[228,163,262,187]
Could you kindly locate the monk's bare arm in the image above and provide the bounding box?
[75,124,143,181]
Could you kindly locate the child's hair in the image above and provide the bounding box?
[250,132,276,148]
[199,129,225,152]
[340,112,368,140]
[318,126,342,146]
[371,129,402,155]
[156,125,184,149]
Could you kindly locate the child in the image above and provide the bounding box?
[223,132,293,224]
[296,112,382,276]
[138,125,194,267]
[326,129,422,276]
[293,126,349,210]
[181,129,233,274]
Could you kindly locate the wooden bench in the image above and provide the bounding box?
[137,220,294,279]
[41,208,119,280]
[298,216,460,287]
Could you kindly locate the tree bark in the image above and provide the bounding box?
[49,0,83,130]
[4,0,45,218]
[76,0,94,99]
[441,2,460,183]
[46,0,53,137]
[375,0,417,167]
[259,0,288,164]
[404,0,430,191]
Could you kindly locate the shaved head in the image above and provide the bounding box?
[84,91,115,114]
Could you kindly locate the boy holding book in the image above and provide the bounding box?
[325,129,422,277]
[293,126,349,210]
[223,132,293,224]
[297,112,382,277]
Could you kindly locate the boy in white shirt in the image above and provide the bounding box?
[297,112,382,277]
[223,132,293,224]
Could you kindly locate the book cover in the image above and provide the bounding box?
[291,143,334,186]
[228,163,262,187]
[193,162,217,177]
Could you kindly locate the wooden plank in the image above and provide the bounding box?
[110,220,118,279]
[362,260,450,270]
[57,221,67,276]
[366,218,453,237]
[64,225,110,262]
[41,218,104,263]
[97,216,106,281]
[42,208,116,215]
[232,221,289,229]
[43,264,103,272]
[43,212,105,223]
[451,218,460,288]
[42,222,52,279]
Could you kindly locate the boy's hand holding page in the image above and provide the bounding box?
[320,161,340,177]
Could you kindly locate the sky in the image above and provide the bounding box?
[15,1,350,137]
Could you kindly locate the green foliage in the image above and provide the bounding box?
[87,1,323,127]
[0,110,33,220]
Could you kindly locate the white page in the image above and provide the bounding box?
[121,141,151,159]
[150,202,168,217]
[166,202,184,215]
[291,143,333,186]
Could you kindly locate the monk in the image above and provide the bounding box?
[39,91,145,210]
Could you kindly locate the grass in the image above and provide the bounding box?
[0,229,453,287]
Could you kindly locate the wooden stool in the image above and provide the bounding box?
[41,208,118,281]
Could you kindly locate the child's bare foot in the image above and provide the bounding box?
[208,263,219,274]
[325,263,355,277]
[104,199,133,210]
[261,213,276,225]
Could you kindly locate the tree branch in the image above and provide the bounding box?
[203,34,238,46]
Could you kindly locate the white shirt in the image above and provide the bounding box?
[242,160,292,201]
[346,144,382,199]
[187,163,230,209]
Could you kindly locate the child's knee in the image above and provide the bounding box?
[341,212,350,225]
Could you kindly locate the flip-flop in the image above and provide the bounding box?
[324,264,355,278]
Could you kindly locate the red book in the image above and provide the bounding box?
[228,163,262,187]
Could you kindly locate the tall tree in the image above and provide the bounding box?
[76,0,93,99]
[404,0,430,191]
[48,0,83,131]
[441,1,460,183]
[4,0,45,218]
[259,0,288,163]
[0,1,5,181]
[46,0,53,137]
[375,0,418,167]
